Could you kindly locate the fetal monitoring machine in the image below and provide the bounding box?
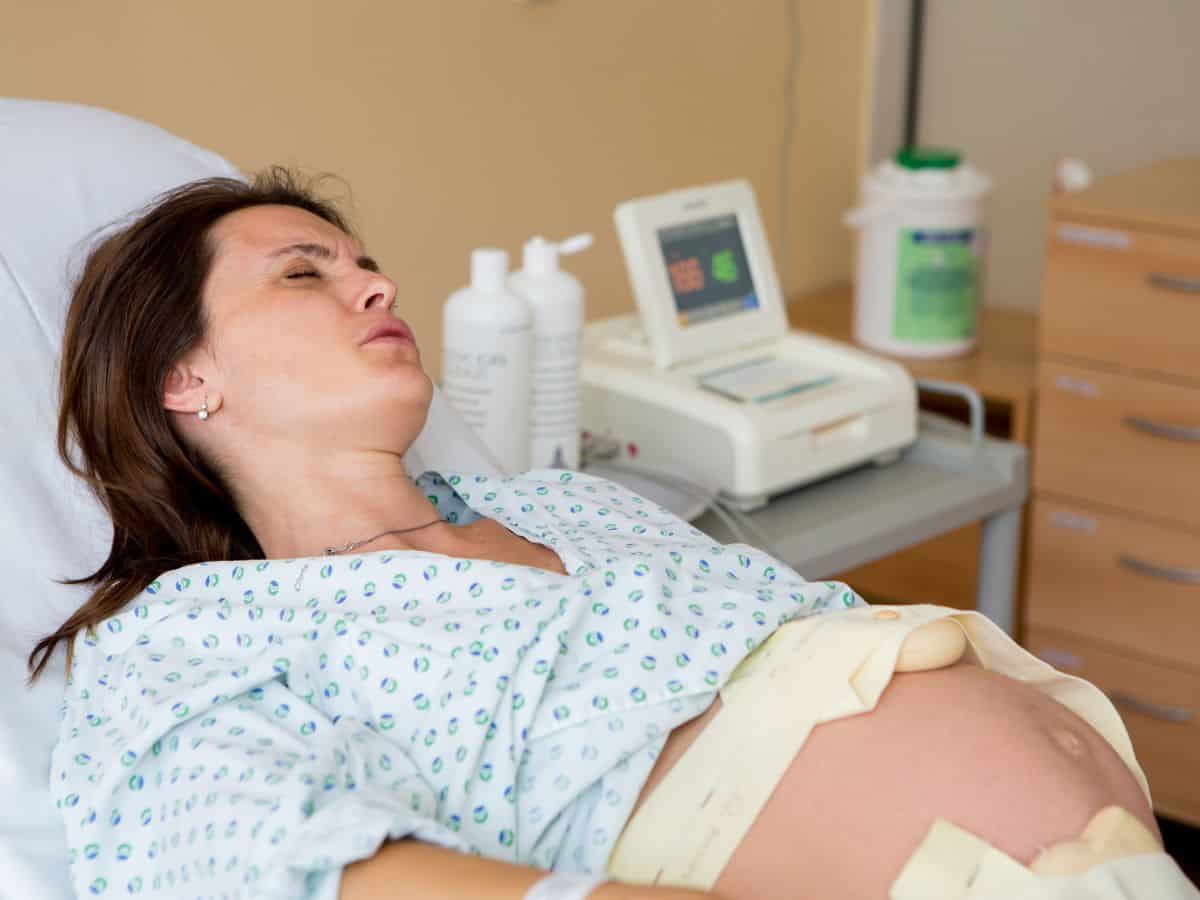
[581,179,917,511]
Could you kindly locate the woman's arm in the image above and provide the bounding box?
[340,839,719,900]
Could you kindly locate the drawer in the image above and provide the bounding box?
[1034,361,1200,530]
[1025,497,1200,669]
[1041,221,1200,380]
[1023,626,1200,827]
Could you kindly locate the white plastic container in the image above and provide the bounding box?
[509,233,593,470]
[442,248,532,474]
[844,148,991,358]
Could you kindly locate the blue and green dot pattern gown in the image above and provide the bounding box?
[52,468,865,898]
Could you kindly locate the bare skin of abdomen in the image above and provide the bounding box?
[624,661,1160,900]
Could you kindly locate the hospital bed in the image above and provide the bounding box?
[0,99,507,899]
[6,98,1193,900]
[0,99,1035,899]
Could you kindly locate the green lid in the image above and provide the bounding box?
[894,147,961,170]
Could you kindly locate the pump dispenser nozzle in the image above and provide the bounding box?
[522,233,594,275]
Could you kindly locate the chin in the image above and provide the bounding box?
[415,369,434,412]
[409,365,435,406]
[344,359,433,438]
[375,353,431,388]
[391,366,435,423]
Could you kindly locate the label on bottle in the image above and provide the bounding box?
[530,330,581,469]
[443,325,531,473]
[892,227,983,342]
[443,349,512,426]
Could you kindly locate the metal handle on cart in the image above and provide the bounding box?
[915,379,985,448]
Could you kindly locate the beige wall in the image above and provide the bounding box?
[2,1,870,376]
[862,0,910,172]
[913,0,1200,312]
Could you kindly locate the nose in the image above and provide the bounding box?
[358,272,397,313]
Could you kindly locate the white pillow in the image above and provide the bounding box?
[0,98,500,899]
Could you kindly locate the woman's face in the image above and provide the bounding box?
[197,204,432,454]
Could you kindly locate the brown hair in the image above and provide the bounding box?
[27,167,355,684]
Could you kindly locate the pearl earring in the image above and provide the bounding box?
[198,395,209,421]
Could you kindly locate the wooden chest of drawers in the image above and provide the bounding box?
[1026,159,1200,827]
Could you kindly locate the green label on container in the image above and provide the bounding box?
[893,227,981,341]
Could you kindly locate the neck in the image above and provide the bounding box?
[232,441,472,559]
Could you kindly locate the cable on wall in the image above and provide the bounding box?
[776,0,802,298]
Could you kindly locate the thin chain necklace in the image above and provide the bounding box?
[323,517,443,556]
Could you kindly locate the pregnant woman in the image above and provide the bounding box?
[31,169,1194,900]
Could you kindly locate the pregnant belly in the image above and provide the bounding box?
[626,661,1158,899]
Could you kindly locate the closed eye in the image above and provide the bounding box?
[286,269,319,280]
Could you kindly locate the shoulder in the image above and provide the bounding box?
[414,470,481,525]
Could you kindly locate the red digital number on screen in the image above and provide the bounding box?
[667,256,705,295]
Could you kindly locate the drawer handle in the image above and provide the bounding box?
[1109,690,1195,723]
[1118,554,1200,585]
[1148,272,1200,294]
[1122,415,1200,443]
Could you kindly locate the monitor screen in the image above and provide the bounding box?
[657,213,760,327]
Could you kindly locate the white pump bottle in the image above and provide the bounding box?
[508,233,593,471]
[442,248,532,475]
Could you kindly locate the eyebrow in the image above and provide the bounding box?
[267,242,380,273]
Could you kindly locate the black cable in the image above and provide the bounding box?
[902,0,926,150]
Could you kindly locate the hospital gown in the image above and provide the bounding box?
[52,467,865,899]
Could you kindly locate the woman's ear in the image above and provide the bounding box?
[163,360,222,419]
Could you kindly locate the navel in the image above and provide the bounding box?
[1049,724,1087,759]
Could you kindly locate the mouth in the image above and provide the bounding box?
[366,333,412,346]
[361,320,415,347]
